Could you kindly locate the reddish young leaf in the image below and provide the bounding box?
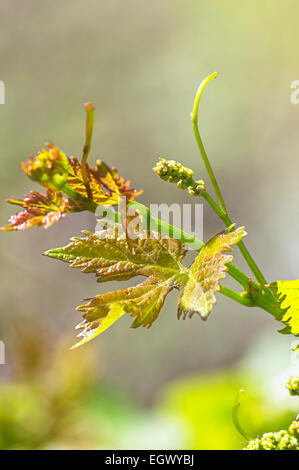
[1,188,72,231]
[67,157,142,205]
[21,143,69,189]
[2,102,142,233]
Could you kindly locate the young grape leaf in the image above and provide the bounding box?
[21,142,69,189]
[21,141,142,205]
[74,282,173,348]
[1,103,143,231]
[178,226,246,320]
[45,230,186,282]
[270,280,299,335]
[0,189,73,231]
[45,228,187,347]
[45,225,245,347]
[66,157,142,205]
[2,144,142,230]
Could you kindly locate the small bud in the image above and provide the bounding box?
[189,179,205,196]
[289,419,299,438]
[276,430,298,450]
[260,433,278,450]
[244,438,262,450]
[177,179,189,190]
[286,376,299,396]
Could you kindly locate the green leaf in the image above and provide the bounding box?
[178,226,246,320]
[72,301,126,349]
[45,230,186,282]
[45,229,186,346]
[45,225,244,347]
[270,280,299,335]
[73,282,171,348]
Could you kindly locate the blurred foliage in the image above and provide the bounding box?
[158,370,296,450]
[0,323,99,449]
[0,321,184,449]
[0,323,297,449]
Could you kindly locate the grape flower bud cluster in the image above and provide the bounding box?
[244,427,299,450]
[153,158,205,196]
[286,376,299,396]
[244,376,299,450]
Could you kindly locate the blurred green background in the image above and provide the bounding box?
[0,0,299,449]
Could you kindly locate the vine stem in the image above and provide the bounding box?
[202,191,267,285]
[219,286,254,307]
[191,72,227,214]
[232,390,253,440]
[192,73,267,286]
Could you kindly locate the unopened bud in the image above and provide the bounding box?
[286,376,299,396]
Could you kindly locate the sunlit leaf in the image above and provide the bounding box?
[46,229,186,345]
[270,280,299,335]
[45,225,244,347]
[45,228,186,346]
[45,229,186,282]
[73,282,171,348]
[72,302,126,349]
[178,226,246,320]
[67,157,142,205]
[95,160,143,202]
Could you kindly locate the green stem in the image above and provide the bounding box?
[219,211,267,286]
[235,240,267,285]
[191,72,227,214]
[226,262,254,290]
[202,190,267,285]
[232,390,253,440]
[220,284,280,316]
[63,184,97,212]
[254,287,282,317]
[201,190,222,215]
[219,286,254,307]
[192,74,267,285]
